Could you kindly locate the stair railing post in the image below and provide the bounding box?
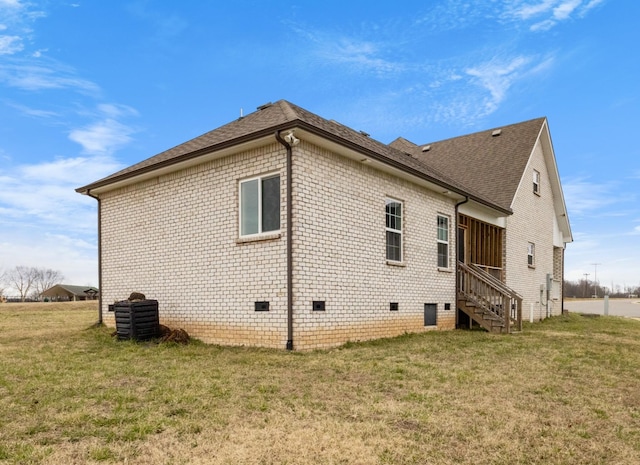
[504,294,510,333]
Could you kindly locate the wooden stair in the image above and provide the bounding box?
[457,262,522,334]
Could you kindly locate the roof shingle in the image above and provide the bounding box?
[390,117,546,211]
[77,100,540,214]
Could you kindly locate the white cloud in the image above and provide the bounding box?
[0,0,22,7]
[553,0,582,20]
[465,56,532,115]
[0,61,101,93]
[97,103,139,119]
[0,155,123,234]
[0,34,22,54]
[293,26,406,76]
[6,101,58,117]
[69,119,136,155]
[0,230,99,290]
[504,0,606,31]
[322,38,404,75]
[563,177,617,216]
[0,154,122,293]
[461,54,554,119]
[510,0,557,20]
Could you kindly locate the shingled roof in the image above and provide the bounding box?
[389,117,546,211]
[76,100,508,213]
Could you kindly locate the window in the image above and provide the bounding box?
[240,174,280,237]
[527,242,535,267]
[437,215,449,268]
[533,170,540,195]
[386,199,402,262]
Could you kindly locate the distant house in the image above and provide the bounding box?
[41,284,99,302]
[77,100,572,350]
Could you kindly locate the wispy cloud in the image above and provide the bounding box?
[0,155,123,231]
[69,117,137,155]
[0,0,46,55]
[5,100,58,117]
[0,60,101,93]
[504,0,606,31]
[292,25,407,76]
[0,0,24,8]
[0,34,22,54]
[465,56,533,115]
[0,152,120,287]
[429,53,554,123]
[563,176,618,216]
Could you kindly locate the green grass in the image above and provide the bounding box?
[1,302,639,464]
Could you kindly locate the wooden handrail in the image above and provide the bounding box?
[466,262,522,300]
[458,261,522,332]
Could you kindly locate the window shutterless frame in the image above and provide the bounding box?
[239,174,281,237]
[533,169,540,195]
[528,242,535,267]
[437,214,450,268]
[385,198,403,262]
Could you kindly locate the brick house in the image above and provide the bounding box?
[77,100,572,350]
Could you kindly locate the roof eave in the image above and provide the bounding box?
[76,121,302,195]
[77,116,511,216]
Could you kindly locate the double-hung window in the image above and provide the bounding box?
[527,242,535,267]
[533,170,540,195]
[386,199,402,262]
[239,174,280,237]
[437,215,449,268]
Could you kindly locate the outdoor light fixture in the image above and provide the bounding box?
[283,131,300,146]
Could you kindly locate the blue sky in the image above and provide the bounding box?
[1,0,638,294]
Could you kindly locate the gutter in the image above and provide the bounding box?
[454,196,469,328]
[86,190,103,326]
[275,131,294,350]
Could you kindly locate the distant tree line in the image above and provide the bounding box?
[564,278,640,298]
[0,266,64,302]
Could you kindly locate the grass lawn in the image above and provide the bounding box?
[1,302,639,465]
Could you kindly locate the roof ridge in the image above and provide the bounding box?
[420,116,546,146]
[275,100,302,121]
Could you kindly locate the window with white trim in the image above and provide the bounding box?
[437,215,449,268]
[533,169,540,195]
[386,198,402,262]
[239,174,280,237]
[527,242,535,267]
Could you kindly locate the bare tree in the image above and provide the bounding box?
[33,268,65,298]
[6,266,39,302]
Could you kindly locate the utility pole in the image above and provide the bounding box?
[591,263,601,298]
[583,273,590,298]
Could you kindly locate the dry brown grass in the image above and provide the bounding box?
[1,302,639,464]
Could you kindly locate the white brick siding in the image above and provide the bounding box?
[291,142,457,350]
[100,144,289,348]
[505,140,564,321]
[99,139,457,349]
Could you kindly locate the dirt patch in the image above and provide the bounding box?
[158,324,190,344]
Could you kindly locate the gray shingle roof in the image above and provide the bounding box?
[42,284,99,296]
[390,117,546,211]
[77,100,526,213]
